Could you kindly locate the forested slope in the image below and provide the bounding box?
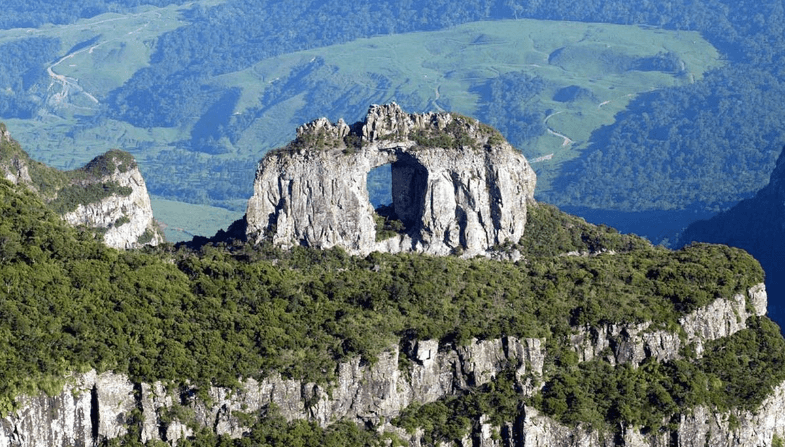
[2,175,783,444]
[0,0,191,29]
[679,146,785,324]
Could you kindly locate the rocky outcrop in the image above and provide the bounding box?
[0,286,771,446]
[60,152,163,250]
[570,284,768,366]
[468,380,785,447]
[0,287,779,446]
[570,321,681,366]
[0,124,162,250]
[190,336,545,436]
[393,373,785,447]
[679,282,767,357]
[246,103,536,258]
[0,371,135,447]
[677,383,785,447]
[0,125,36,191]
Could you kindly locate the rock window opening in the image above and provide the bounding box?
[369,155,430,242]
[368,163,402,241]
[367,163,392,208]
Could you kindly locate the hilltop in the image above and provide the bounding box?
[0,123,163,249]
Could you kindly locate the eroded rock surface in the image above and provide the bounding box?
[0,336,545,446]
[246,103,536,257]
[61,153,163,250]
[570,284,768,366]
[0,286,774,446]
[1,125,162,250]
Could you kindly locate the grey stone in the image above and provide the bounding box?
[246,103,536,258]
[61,153,163,250]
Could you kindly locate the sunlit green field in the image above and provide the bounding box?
[222,19,719,188]
[150,197,243,242]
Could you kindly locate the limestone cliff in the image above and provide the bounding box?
[571,283,768,365]
[59,151,164,250]
[0,285,775,447]
[246,103,536,257]
[0,336,545,446]
[0,124,162,249]
[0,124,36,191]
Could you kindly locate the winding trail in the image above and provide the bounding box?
[45,11,162,110]
[48,52,100,107]
[432,84,445,112]
[544,111,573,147]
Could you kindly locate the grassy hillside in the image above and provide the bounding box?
[150,197,243,242]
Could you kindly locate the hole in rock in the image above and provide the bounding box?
[389,154,428,229]
[368,163,402,241]
[367,164,392,208]
[367,155,428,241]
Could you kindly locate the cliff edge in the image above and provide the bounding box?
[679,145,785,321]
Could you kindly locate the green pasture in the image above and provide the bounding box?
[223,19,721,189]
[150,197,243,242]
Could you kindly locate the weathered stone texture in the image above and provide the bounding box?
[246,103,536,258]
[0,286,781,446]
[571,284,767,366]
[61,154,163,250]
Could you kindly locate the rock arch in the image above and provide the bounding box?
[245,104,537,257]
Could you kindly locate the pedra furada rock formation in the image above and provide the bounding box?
[245,103,536,257]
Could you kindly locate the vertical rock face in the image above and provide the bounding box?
[0,371,134,447]
[0,125,36,191]
[570,284,768,366]
[60,152,164,250]
[0,337,546,447]
[246,103,536,257]
[0,287,774,447]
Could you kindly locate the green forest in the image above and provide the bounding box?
[1,176,781,444]
[2,0,785,443]
[0,0,191,29]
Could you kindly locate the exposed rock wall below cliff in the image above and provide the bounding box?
[0,285,773,447]
[0,337,545,446]
[571,283,768,365]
